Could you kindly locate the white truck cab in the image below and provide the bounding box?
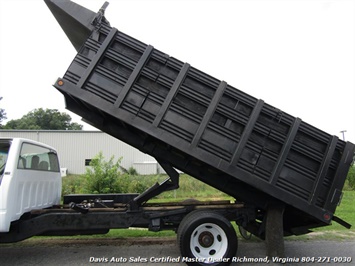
[0,138,61,232]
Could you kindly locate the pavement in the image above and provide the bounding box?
[0,237,354,265]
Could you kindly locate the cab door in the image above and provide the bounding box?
[14,141,61,217]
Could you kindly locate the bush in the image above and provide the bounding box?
[84,152,123,193]
[127,166,139,176]
[83,153,151,194]
[120,165,138,175]
[62,174,86,196]
[128,179,148,194]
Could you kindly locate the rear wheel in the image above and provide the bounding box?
[177,210,237,266]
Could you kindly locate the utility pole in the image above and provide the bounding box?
[340,130,347,141]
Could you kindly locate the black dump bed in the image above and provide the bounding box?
[46,0,355,234]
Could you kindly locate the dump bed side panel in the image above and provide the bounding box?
[54,23,355,227]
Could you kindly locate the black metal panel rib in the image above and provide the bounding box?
[77,28,118,88]
[114,45,154,108]
[324,141,355,210]
[309,135,338,204]
[153,63,190,127]
[270,117,302,185]
[231,99,264,166]
[191,81,227,148]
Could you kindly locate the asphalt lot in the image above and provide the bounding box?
[0,238,354,266]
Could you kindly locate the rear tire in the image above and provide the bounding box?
[177,210,237,266]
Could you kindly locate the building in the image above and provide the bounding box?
[0,130,161,175]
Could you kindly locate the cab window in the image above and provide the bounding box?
[18,143,60,172]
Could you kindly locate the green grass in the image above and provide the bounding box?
[329,190,355,229]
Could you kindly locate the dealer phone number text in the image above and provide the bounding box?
[300,257,352,263]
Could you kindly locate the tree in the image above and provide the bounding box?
[0,97,7,128]
[3,108,83,130]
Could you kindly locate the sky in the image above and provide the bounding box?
[0,0,354,143]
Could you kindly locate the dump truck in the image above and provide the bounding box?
[1,0,354,265]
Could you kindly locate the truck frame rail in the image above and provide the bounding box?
[0,198,250,244]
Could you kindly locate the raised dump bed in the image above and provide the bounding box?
[46,0,355,236]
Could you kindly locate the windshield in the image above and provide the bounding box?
[0,140,11,183]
